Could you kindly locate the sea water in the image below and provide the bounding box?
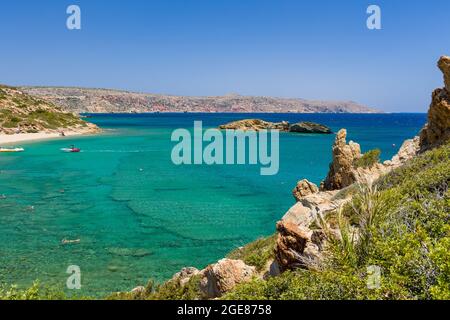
[0,113,426,296]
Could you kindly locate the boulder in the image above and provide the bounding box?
[292,179,319,201]
[171,267,201,287]
[130,286,145,294]
[199,259,256,298]
[420,56,450,151]
[289,122,332,134]
[321,129,362,190]
[275,221,319,271]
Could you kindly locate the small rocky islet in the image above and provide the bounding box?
[218,119,332,134]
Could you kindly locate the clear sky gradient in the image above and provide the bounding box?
[1,0,449,112]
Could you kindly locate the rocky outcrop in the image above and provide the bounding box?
[384,136,420,167]
[275,221,326,271]
[218,119,332,134]
[439,55,450,92]
[420,56,450,151]
[199,259,256,299]
[171,267,201,287]
[219,119,289,131]
[321,129,362,190]
[292,179,319,201]
[289,122,332,134]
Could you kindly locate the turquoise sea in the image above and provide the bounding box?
[0,113,426,296]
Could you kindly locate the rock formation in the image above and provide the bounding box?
[321,129,362,190]
[292,179,319,201]
[199,259,256,299]
[167,258,256,299]
[289,122,332,134]
[218,119,289,131]
[218,119,332,133]
[275,221,324,271]
[171,267,201,287]
[420,56,450,151]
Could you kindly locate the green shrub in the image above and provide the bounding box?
[227,235,276,272]
[225,142,450,300]
[354,149,381,168]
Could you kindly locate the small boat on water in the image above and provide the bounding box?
[0,147,24,153]
[61,145,81,153]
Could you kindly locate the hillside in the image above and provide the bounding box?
[20,87,378,114]
[0,85,97,135]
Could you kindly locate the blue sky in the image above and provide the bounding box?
[0,0,449,112]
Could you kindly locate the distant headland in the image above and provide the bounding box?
[20,86,379,114]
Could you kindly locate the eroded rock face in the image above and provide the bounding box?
[321,129,362,190]
[274,221,325,271]
[275,221,310,271]
[292,179,319,201]
[199,259,256,298]
[420,56,450,151]
[439,55,450,92]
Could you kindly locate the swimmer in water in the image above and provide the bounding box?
[61,238,81,245]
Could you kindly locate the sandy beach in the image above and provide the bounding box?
[0,130,98,146]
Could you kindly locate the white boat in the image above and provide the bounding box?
[0,147,24,153]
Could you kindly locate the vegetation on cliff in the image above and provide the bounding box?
[0,85,94,134]
[224,141,450,299]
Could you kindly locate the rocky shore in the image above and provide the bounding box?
[121,56,450,300]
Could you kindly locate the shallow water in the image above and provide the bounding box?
[0,113,426,296]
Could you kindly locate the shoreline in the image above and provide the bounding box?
[0,129,99,146]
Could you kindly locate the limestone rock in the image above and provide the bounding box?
[385,137,420,167]
[218,119,289,131]
[274,221,325,271]
[321,129,362,190]
[171,267,200,287]
[289,122,332,134]
[130,286,145,294]
[439,55,450,92]
[199,259,256,298]
[292,179,319,201]
[218,119,332,134]
[420,56,450,151]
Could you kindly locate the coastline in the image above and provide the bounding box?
[0,128,99,146]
